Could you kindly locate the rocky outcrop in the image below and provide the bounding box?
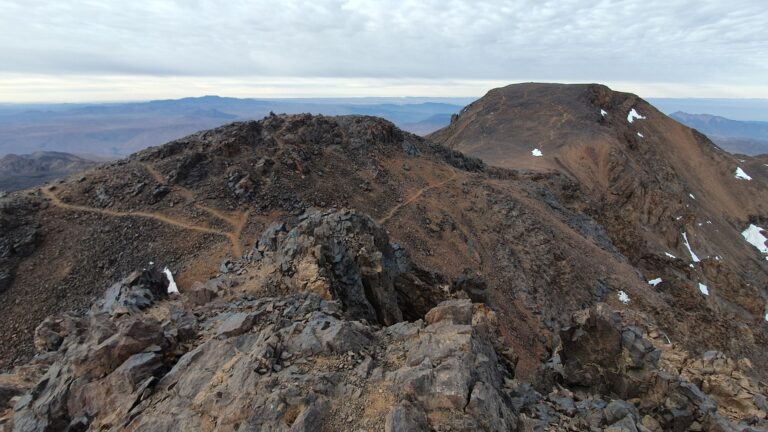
[0,210,507,431]
[536,304,767,431]
[0,195,43,294]
[2,276,513,431]
[2,209,764,431]
[243,208,450,325]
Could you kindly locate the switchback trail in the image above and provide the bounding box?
[378,171,459,225]
[41,187,245,257]
[140,162,251,256]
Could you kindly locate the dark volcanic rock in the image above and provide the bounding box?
[246,208,450,325]
[2,211,762,432]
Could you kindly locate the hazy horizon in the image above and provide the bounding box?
[1,0,767,102]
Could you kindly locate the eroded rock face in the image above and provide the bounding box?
[1,211,764,432]
[3,289,516,430]
[555,303,661,398]
[100,268,169,316]
[246,209,449,325]
[537,304,767,431]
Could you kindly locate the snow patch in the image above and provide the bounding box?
[734,167,752,180]
[665,252,677,259]
[698,283,709,296]
[163,267,179,294]
[637,132,644,138]
[681,232,700,262]
[600,109,608,117]
[648,278,662,287]
[531,148,543,157]
[618,291,630,304]
[688,193,695,200]
[742,224,768,254]
[627,108,646,123]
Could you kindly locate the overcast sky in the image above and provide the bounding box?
[0,0,766,102]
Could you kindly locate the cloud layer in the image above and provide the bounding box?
[1,0,766,100]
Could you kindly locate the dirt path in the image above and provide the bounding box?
[142,162,166,184]
[139,162,252,255]
[378,171,459,225]
[41,187,246,257]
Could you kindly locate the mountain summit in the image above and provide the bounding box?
[0,88,767,430]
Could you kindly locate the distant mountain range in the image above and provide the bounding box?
[3,95,767,194]
[669,111,768,155]
[0,96,467,158]
[0,151,99,192]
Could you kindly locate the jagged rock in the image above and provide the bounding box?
[247,208,448,325]
[555,303,660,398]
[215,312,257,337]
[3,205,765,432]
[606,415,639,432]
[186,280,220,306]
[385,401,428,432]
[1,209,523,431]
[538,304,760,432]
[605,399,640,424]
[453,268,488,303]
[423,298,472,325]
[33,313,81,352]
[149,184,169,202]
[100,268,169,316]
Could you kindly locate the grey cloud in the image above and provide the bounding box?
[0,0,766,89]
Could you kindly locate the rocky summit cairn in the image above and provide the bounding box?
[0,208,764,431]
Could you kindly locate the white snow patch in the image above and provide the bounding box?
[163,267,179,294]
[600,109,608,117]
[698,283,709,296]
[675,216,682,221]
[618,291,630,304]
[648,278,662,287]
[627,108,646,123]
[742,224,768,254]
[637,132,644,138]
[531,148,543,157]
[734,167,752,180]
[665,252,677,259]
[688,193,695,200]
[681,232,700,262]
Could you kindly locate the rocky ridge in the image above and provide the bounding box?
[0,89,766,430]
[1,209,765,431]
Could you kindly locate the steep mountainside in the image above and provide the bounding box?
[0,152,100,192]
[431,83,768,325]
[0,107,767,430]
